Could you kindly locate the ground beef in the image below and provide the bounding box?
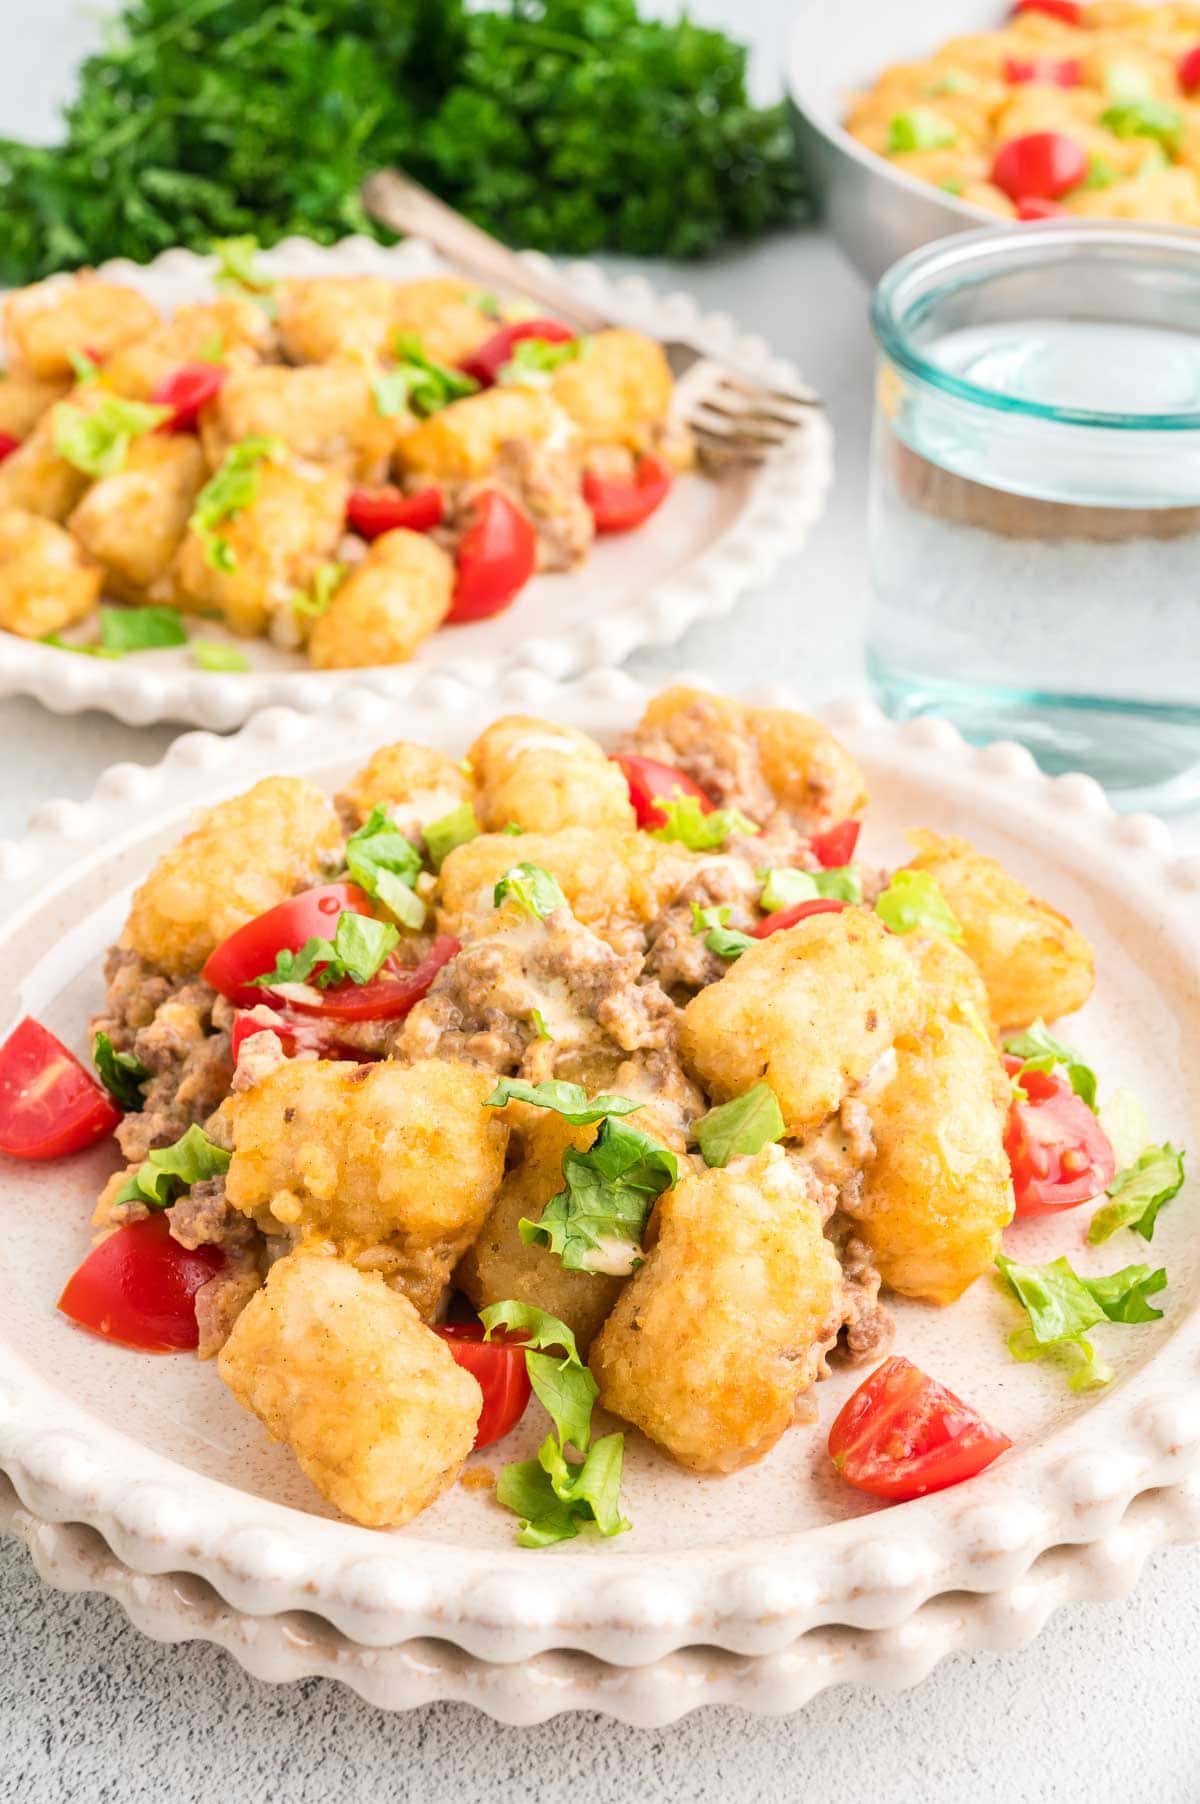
[93,948,173,1049]
[621,696,777,822]
[193,1259,262,1360]
[611,1047,707,1144]
[168,1175,257,1256]
[642,858,759,997]
[826,1215,895,1366]
[435,437,594,574]
[118,1033,232,1162]
[92,955,233,1161]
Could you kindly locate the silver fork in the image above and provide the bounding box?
[361,169,821,470]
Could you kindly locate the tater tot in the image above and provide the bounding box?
[467,715,636,834]
[0,507,101,638]
[225,1058,509,1319]
[549,329,674,451]
[217,1250,481,1528]
[390,277,496,366]
[123,775,341,976]
[275,276,399,366]
[903,830,1095,1031]
[174,453,348,638]
[307,528,453,669]
[0,373,70,440]
[903,930,995,1036]
[339,739,472,831]
[456,1103,623,1354]
[200,363,397,483]
[4,276,158,379]
[842,1016,1014,1306]
[395,387,569,482]
[679,909,921,1137]
[100,298,273,399]
[590,1146,846,1473]
[0,397,93,521]
[68,434,207,601]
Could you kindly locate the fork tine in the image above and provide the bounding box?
[692,398,804,437]
[693,437,773,471]
[687,407,794,449]
[712,371,822,411]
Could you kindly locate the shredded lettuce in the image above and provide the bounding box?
[996,1252,1167,1392]
[874,870,962,939]
[1004,1020,1097,1110]
[251,910,398,991]
[423,802,479,869]
[519,1117,677,1275]
[344,804,425,930]
[116,1123,231,1211]
[92,1032,149,1111]
[483,1077,640,1126]
[53,394,170,478]
[493,862,566,919]
[650,796,758,851]
[695,1082,785,1168]
[1088,1144,1186,1245]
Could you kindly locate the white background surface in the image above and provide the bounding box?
[1,2,1198,1798]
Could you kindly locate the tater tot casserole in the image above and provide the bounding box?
[8,687,1187,1540]
[847,1,1200,224]
[0,248,692,671]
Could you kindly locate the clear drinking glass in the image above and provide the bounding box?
[867,221,1200,813]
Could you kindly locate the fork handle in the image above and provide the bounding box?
[361,170,612,335]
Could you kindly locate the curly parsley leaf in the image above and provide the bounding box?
[695,1082,785,1168]
[483,1077,641,1126]
[92,1032,150,1111]
[493,862,565,919]
[519,1117,677,1276]
[996,1252,1167,1392]
[1088,1144,1186,1245]
[650,796,758,851]
[1004,1020,1098,1110]
[423,802,479,869]
[344,804,425,930]
[53,394,170,478]
[116,1124,231,1211]
[251,910,398,992]
[189,435,284,572]
[875,870,962,939]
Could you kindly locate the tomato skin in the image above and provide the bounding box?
[447,490,537,624]
[1002,1054,1116,1217]
[1012,0,1081,21]
[1179,44,1200,91]
[346,485,444,540]
[583,454,673,533]
[230,1008,378,1065]
[202,883,375,1008]
[436,1323,532,1448]
[754,897,847,938]
[611,753,715,830]
[809,818,861,868]
[0,431,21,463]
[1004,55,1082,85]
[829,1356,1011,1502]
[1017,196,1069,219]
[151,362,228,432]
[459,319,576,389]
[0,1017,121,1159]
[992,132,1088,202]
[285,933,461,1022]
[58,1214,225,1353]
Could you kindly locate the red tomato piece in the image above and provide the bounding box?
[1011,0,1081,21]
[1004,55,1082,85]
[58,1213,224,1353]
[583,455,673,533]
[1002,1054,1116,1217]
[447,490,537,624]
[610,753,715,830]
[459,318,576,389]
[1017,196,1069,219]
[1179,44,1200,92]
[754,897,847,938]
[0,1017,121,1160]
[230,1008,379,1065]
[201,882,376,1008]
[436,1323,532,1448]
[151,362,228,432]
[809,818,861,868]
[284,934,461,1022]
[992,132,1088,202]
[0,431,21,464]
[829,1356,1011,1502]
[346,485,444,540]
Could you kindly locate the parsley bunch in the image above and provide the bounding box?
[0,0,807,286]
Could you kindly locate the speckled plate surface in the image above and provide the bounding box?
[0,240,830,729]
[0,669,1197,1719]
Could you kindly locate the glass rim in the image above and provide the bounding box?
[871,220,1200,432]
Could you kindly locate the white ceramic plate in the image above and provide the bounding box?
[0,669,1198,1719]
[0,239,831,729]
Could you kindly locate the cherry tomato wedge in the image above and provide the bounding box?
[346,485,444,540]
[1004,55,1081,85]
[1011,0,1081,21]
[992,132,1088,202]
[436,1323,532,1448]
[447,490,537,624]
[1002,1054,1116,1216]
[230,1007,379,1065]
[583,454,673,533]
[0,431,21,463]
[809,818,861,868]
[611,753,715,830]
[829,1356,1011,1502]
[1179,44,1200,92]
[459,318,576,389]
[284,934,461,1022]
[202,883,376,1008]
[1017,197,1069,220]
[754,897,847,938]
[58,1214,224,1353]
[0,1017,121,1159]
[151,362,227,432]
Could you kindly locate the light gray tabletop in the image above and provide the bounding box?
[2,3,1198,1798]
